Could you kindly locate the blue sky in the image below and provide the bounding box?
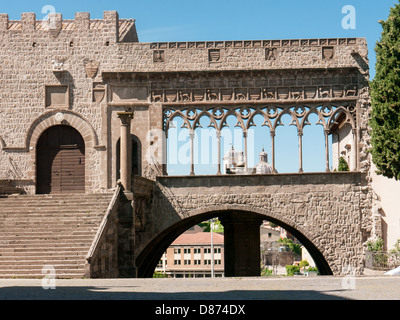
[2,1,397,175]
[3,0,395,78]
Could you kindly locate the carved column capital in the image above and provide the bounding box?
[117,111,134,126]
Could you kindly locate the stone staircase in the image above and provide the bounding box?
[0,193,114,279]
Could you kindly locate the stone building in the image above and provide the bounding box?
[0,10,371,195]
[156,225,224,278]
[0,10,394,278]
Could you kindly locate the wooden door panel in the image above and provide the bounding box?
[37,126,85,194]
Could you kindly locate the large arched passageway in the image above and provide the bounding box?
[136,210,333,278]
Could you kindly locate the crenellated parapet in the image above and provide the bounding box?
[0,11,138,43]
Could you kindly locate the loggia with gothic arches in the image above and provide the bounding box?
[0,11,387,278]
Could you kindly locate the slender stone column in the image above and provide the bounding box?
[117,111,134,192]
[298,131,303,173]
[351,128,357,171]
[271,131,276,173]
[189,129,195,176]
[216,130,221,175]
[243,130,248,170]
[220,212,263,277]
[324,129,330,172]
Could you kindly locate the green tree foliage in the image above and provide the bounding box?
[278,237,302,255]
[198,219,224,233]
[370,1,400,180]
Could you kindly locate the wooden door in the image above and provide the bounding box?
[36,125,85,194]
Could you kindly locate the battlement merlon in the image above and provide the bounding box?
[0,11,138,43]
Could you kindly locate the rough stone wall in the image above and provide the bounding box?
[139,172,372,276]
[0,11,128,193]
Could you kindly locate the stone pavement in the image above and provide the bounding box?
[0,276,399,300]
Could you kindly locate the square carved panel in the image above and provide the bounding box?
[111,86,149,102]
[45,85,69,108]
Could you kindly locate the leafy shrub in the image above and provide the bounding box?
[285,265,300,276]
[366,238,384,252]
[261,268,274,277]
[153,271,168,278]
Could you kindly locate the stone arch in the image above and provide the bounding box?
[26,110,98,150]
[136,205,333,278]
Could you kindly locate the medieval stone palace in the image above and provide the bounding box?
[0,11,396,278]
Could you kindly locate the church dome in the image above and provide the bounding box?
[255,149,273,174]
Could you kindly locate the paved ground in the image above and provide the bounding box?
[0,275,399,300]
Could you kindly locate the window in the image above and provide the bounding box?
[184,260,191,265]
[194,248,201,254]
[204,248,211,254]
[184,248,191,254]
[194,260,201,265]
[214,248,221,254]
[174,260,181,265]
[174,248,181,254]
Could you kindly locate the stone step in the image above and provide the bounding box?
[0,240,94,247]
[0,231,96,237]
[0,218,104,224]
[0,239,94,246]
[0,269,85,279]
[0,207,110,214]
[0,227,100,234]
[0,245,93,253]
[0,251,87,258]
[0,208,107,212]
[0,212,105,223]
[0,249,88,256]
[0,228,99,234]
[0,256,85,263]
[0,263,85,270]
[0,273,84,279]
[0,234,94,240]
[2,193,113,199]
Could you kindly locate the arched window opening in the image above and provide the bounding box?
[162,104,356,176]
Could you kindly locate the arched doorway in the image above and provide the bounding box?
[36,125,85,194]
